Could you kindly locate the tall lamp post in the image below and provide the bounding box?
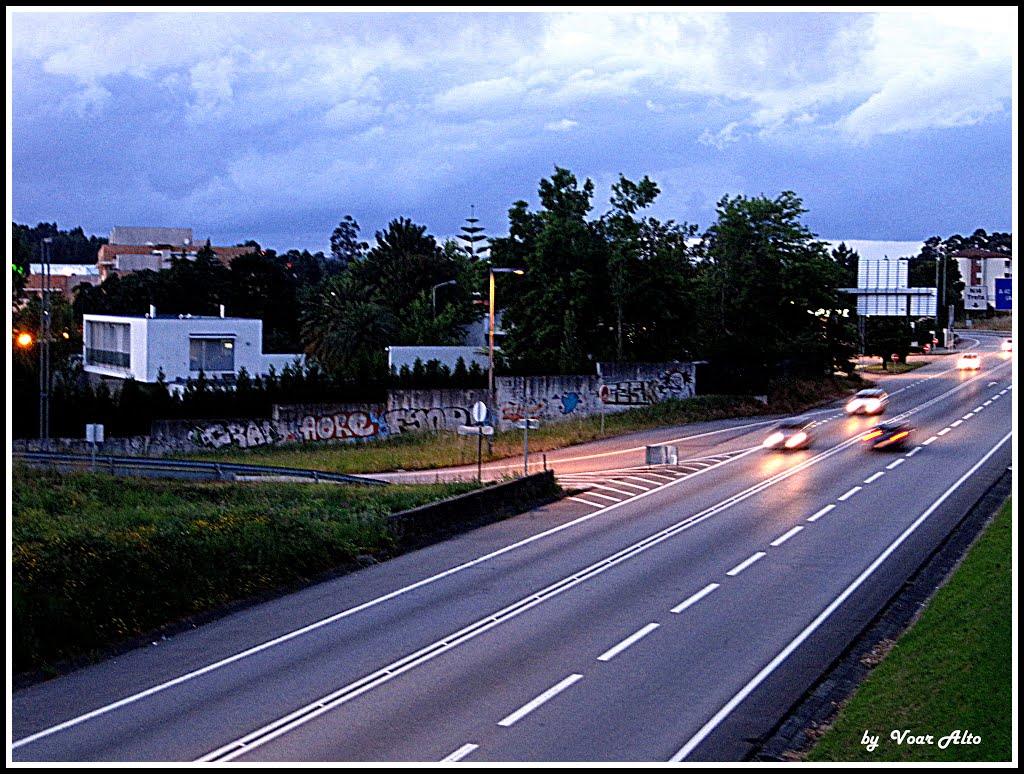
[488,268,524,405]
[431,279,458,318]
[39,237,53,451]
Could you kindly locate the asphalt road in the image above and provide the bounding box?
[10,332,1013,762]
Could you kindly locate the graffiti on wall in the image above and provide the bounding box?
[501,402,546,423]
[298,411,383,442]
[384,406,471,434]
[599,366,695,406]
[189,419,283,449]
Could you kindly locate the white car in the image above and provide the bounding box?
[1001,338,1013,353]
[845,388,889,415]
[957,353,982,370]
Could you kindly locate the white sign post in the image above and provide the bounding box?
[86,423,105,471]
[515,418,541,475]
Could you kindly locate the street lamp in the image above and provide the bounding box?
[39,237,53,451]
[488,267,524,404]
[431,279,458,317]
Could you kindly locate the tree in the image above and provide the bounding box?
[330,215,368,268]
[696,191,853,384]
[831,242,859,289]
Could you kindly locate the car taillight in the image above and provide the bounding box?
[862,429,883,441]
[763,432,784,448]
[784,432,807,449]
[889,431,909,442]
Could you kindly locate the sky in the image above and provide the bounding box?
[7,8,1016,260]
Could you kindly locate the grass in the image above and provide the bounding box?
[805,498,1013,762]
[856,360,929,375]
[11,465,481,675]
[182,377,865,474]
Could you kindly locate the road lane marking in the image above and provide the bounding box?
[586,484,641,498]
[671,583,720,614]
[937,428,952,436]
[975,406,985,412]
[886,459,906,470]
[623,476,664,486]
[991,394,1001,400]
[984,400,993,405]
[568,497,609,509]
[608,481,654,492]
[837,486,862,501]
[770,526,803,547]
[670,431,1013,761]
[962,414,974,420]
[442,744,479,762]
[922,436,938,445]
[727,552,766,577]
[585,492,623,502]
[807,505,835,522]
[864,472,885,484]
[950,420,963,428]
[498,674,583,727]
[597,623,660,662]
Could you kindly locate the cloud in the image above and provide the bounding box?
[545,118,578,132]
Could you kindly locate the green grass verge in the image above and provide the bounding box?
[806,498,1012,762]
[183,377,864,474]
[856,360,929,375]
[11,465,480,675]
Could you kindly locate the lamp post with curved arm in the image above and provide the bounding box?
[488,268,525,406]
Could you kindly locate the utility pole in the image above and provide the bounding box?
[39,237,53,451]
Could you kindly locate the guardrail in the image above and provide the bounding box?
[13,452,389,487]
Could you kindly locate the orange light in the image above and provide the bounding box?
[16,332,33,347]
[862,430,883,442]
[889,431,910,442]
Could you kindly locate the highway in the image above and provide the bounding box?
[11,332,1013,762]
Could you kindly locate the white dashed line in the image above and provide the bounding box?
[975,406,985,412]
[838,486,862,501]
[498,674,583,727]
[992,394,1001,400]
[950,420,963,428]
[807,504,835,522]
[922,437,938,446]
[671,583,720,613]
[962,414,974,421]
[907,446,922,456]
[886,458,906,470]
[597,623,660,662]
[727,552,766,577]
[864,472,885,484]
[984,400,993,406]
[770,526,803,547]
[938,428,952,436]
[442,744,479,762]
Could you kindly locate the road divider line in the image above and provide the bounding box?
[962,414,974,421]
[597,624,660,662]
[441,743,479,762]
[671,583,720,614]
[864,472,885,484]
[837,486,862,501]
[807,505,835,522]
[886,459,906,470]
[498,674,583,727]
[923,436,938,446]
[670,431,1012,762]
[906,446,922,456]
[770,526,803,547]
[951,420,963,428]
[938,428,952,436]
[727,552,766,577]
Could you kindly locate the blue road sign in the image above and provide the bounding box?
[995,278,1012,310]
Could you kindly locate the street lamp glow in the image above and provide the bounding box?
[17,332,33,347]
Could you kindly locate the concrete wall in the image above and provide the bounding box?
[16,362,696,455]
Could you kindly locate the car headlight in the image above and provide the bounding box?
[845,402,859,413]
[784,432,808,449]
[763,432,784,448]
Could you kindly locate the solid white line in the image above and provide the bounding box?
[863,472,885,484]
[951,420,963,428]
[837,486,862,501]
[906,446,922,457]
[671,583,721,614]
[587,483,640,498]
[568,497,607,508]
[886,458,906,470]
[597,623,660,662]
[938,428,952,436]
[922,436,938,445]
[497,674,583,727]
[585,491,623,502]
[727,552,766,577]
[670,432,1012,761]
[807,504,835,522]
[441,743,479,762]
[770,526,803,547]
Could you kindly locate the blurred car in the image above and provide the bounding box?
[845,388,889,415]
[957,352,982,370]
[1000,338,1013,353]
[762,419,816,451]
[861,420,914,450]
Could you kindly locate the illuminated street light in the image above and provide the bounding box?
[488,267,525,404]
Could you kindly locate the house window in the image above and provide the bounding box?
[85,321,131,369]
[190,337,235,372]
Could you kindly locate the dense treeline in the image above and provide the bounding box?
[11,167,1011,438]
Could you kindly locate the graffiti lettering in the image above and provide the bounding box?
[299,411,381,441]
[599,381,650,406]
[384,406,471,434]
[189,419,281,449]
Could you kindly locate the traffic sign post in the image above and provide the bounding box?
[470,402,489,481]
[515,418,540,475]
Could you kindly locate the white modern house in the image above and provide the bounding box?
[82,311,303,390]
